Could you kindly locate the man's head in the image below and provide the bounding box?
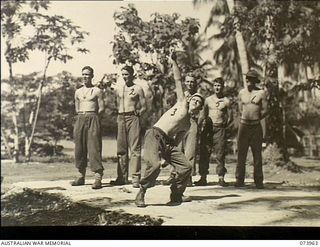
[188,93,204,114]
[184,72,197,94]
[121,65,134,85]
[245,69,260,89]
[82,66,94,86]
[213,77,224,95]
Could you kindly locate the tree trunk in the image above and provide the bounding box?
[8,59,20,163]
[25,58,51,161]
[226,0,249,88]
[277,64,289,162]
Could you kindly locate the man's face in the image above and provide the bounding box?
[122,69,133,84]
[246,76,256,89]
[188,96,203,113]
[82,69,93,86]
[185,76,197,92]
[213,82,223,94]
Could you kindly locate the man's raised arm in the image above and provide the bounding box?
[169,51,184,101]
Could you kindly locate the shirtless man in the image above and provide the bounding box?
[71,66,105,189]
[162,70,199,187]
[195,77,231,187]
[236,69,268,189]
[135,52,204,207]
[111,65,146,188]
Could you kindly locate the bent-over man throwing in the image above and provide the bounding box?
[71,66,105,189]
[135,52,205,207]
[236,69,268,189]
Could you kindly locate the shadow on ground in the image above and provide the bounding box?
[216,195,320,225]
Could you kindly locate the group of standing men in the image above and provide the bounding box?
[70,51,268,207]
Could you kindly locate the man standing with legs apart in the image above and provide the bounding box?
[111,66,146,188]
[195,77,232,187]
[236,69,268,189]
[71,66,105,189]
[135,51,204,207]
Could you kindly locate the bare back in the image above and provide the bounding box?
[154,99,190,138]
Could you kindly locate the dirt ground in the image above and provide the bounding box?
[1,139,320,227]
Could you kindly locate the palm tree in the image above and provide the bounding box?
[194,0,251,87]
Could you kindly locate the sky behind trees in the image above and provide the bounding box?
[1,0,214,83]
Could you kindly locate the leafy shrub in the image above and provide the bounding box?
[263,143,283,165]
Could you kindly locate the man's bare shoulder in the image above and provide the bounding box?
[239,88,246,94]
[94,86,102,92]
[224,96,231,105]
[75,87,82,96]
[134,83,144,92]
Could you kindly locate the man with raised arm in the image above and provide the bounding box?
[71,66,105,189]
[135,52,205,207]
[195,77,232,187]
[111,65,146,188]
[236,69,268,189]
[162,68,200,187]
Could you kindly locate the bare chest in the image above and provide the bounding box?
[241,91,262,105]
[118,86,140,101]
[208,97,228,111]
[77,87,97,101]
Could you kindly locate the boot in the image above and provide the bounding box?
[110,177,127,186]
[71,177,85,186]
[132,176,140,188]
[169,193,192,205]
[186,176,193,187]
[92,171,103,189]
[135,186,146,207]
[162,173,176,185]
[218,177,229,187]
[70,169,86,186]
[255,182,264,189]
[194,176,207,186]
[234,180,245,187]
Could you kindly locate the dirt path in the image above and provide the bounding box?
[4,175,320,226]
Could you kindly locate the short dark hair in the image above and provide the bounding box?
[213,77,225,87]
[82,66,94,76]
[185,72,196,79]
[246,76,260,84]
[121,65,134,76]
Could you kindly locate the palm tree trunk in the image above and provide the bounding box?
[226,0,249,88]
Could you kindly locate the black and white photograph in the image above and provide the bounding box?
[1,0,320,240]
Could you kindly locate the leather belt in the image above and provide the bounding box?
[118,111,136,116]
[77,111,97,114]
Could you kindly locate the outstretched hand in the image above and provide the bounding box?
[169,47,177,61]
